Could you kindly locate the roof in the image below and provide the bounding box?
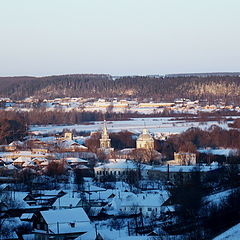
[20,213,34,220]
[13,156,31,163]
[4,191,30,208]
[52,193,81,208]
[41,208,89,224]
[66,158,88,163]
[151,164,220,173]
[40,208,91,234]
[83,184,106,192]
[110,191,169,209]
[95,159,152,171]
[213,223,240,240]
[137,128,154,141]
[76,229,129,240]
[88,189,116,201]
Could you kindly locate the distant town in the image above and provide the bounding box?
[2,0,240,237]
[1,96,239,114]
[1,99,240,239]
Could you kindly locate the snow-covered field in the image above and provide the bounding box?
[213,223,240,240]
[30,117,231,135]
[198,148,238,156]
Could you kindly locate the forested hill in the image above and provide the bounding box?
[1,73,240,103]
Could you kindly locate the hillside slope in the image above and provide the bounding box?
[1,73,240,103]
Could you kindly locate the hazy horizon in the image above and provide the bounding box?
[1,0,240,76]
[1,71,240,78]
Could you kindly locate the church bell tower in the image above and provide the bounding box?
[100,120,111,149]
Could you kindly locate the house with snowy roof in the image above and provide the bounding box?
[52,192,82,209]
[33,208,92,240]
[94,159,151,180]
[5,140,23,151]
[59,140,88,152]
[148,163,221,182]
[2,150,50,159]
[65,157,88,167]
[105,191,169,217]
[13,156,31,166]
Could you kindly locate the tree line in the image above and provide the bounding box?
[158,126,240,161]
[1,74,240,103]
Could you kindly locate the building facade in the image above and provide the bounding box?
[136,128,154,150]
[99,121,112,150]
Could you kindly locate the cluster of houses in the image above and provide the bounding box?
[0,122,224,239]
[0,179,172,240]
[1,96,238,113]
[0,121,222,184]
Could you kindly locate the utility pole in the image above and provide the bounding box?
[127,222,130,236]
[57,221,59,234]
[95,223,98,238]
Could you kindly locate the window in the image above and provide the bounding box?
[118,171,120,175]
[148,208,152,211]
[69,222,75,228]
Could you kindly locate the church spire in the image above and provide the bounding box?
[100,120,112,149]
[102,120,108,136]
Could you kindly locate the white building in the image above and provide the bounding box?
[94,159,151,180]
[136,128,154,150]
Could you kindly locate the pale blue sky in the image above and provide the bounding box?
[0,0,240,76]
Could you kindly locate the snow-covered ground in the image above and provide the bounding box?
[213,223,240,240]
[198,148,238,156]
[30,117,231,135]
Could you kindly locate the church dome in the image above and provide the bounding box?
[138,128,154,141]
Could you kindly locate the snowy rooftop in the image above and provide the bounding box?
[213,223,240,240]
[52,193,81,208]
[65,157,88,163]
[40,208,91,234]
[152,164,220,172]
[95,159,152,170]
[95,160,220,173]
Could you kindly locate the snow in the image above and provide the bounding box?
[198,148,238,156]
[40,208,91,234]
[30,117,231,135]
[0,217,21,239]
[22,234,35,240]
[95,159,152,170]
[52,192,81,208]
[88,189,117,201]
[204,189,234,206]
[83,184,106,192]
[104,190,169,216]
[152,164,220,173]
[213,223,240,240]
[77,228,129,240]
[20,213,34,220]
[66,157,88,164]
[9,191,30,208]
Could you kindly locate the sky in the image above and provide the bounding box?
[0,0,240,76]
